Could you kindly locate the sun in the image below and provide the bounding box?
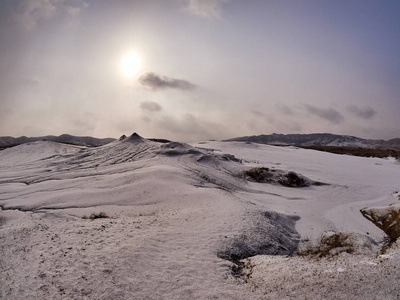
[120,53,140,77]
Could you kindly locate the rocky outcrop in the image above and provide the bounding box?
[360,204,400,240]
[245,167,325,187]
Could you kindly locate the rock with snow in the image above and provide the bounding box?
[299,231,377,257]
[360,204,400,240]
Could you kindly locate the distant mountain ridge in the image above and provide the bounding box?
[0,134,115,147]
[225,133,400,150]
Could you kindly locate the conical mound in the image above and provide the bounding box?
[120,132,145,144]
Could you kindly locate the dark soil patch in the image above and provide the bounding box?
[218,211,300,276]
[245,168,324,187]
[83,212,109,220]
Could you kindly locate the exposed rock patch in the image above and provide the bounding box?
[245,167,324,187]
[298,231,378,258]
[361,204,400,240]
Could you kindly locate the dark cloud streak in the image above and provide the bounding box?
[305,104,345,124]
[347,105,377,120]
[140,101,162,112]
[138,72,196,91]
[275,103,294,115]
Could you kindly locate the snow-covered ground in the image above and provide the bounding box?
[1,135,400,299]
[194,141,400,241]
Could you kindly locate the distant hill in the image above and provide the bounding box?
[225,133,400,150]
[0,134,115,148]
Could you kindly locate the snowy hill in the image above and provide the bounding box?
[0,141,84,167]
[1,133,400,299]
[0,133,243,210]
[226,133,400,149]
[0,134,115,148]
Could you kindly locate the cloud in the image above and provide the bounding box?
[158,114,210,137]
[250,109,275,124]
[250,110,265,117]
[16,0,56,30]
[247,109,302,134]
[72,117,95,133]
[138,72,196,91]
[284,122,302,133]
[346,105,377,120]
[275,103,294,115]
[15,76,44,87]
[181,0,228,19]
[304,104,345,124]
[15,0,88,31]
[64,1,88,17]
[140,101,162,112]
[142,116,152,123]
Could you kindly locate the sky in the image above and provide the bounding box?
[0,0,399,141]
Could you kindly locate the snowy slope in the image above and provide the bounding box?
[0,134,243,211]
[0,134,264,299]
[193,141,400,241]
[1,136,400,299]
[0,141,84,167]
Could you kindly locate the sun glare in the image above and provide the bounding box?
[120,53,140,77]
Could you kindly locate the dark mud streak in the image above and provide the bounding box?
[218,211,301,276]
[0,203,111,213]
[0,204,10,228]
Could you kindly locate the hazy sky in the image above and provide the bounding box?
[1,0,399,141]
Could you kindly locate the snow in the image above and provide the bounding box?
[0,141,84,167]
[1,137,400,299]
[194,141,400,241]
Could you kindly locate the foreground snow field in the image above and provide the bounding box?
[1,135,400,299]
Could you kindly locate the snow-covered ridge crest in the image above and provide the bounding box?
[0,133,244,210]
